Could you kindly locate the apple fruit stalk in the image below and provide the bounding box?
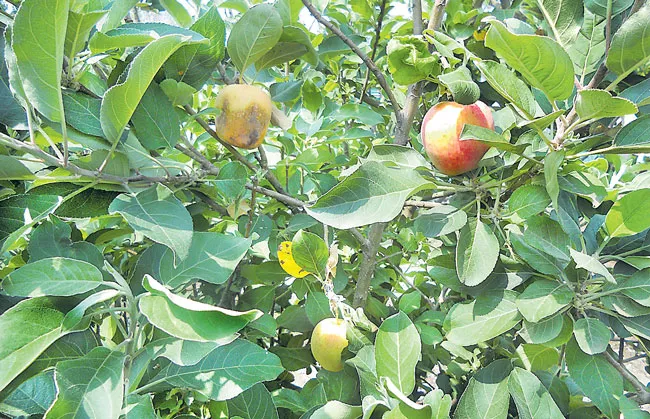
[421,101,494,176]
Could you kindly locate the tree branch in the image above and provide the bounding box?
[0,132,192,185]
[301,0,402,118]
[604,351,650,404]
[353,222,386,307]
[353,0,444,308]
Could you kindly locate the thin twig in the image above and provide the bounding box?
[301,0,402,118]
[245,183,305,208]
[348,228,371,249]
[360,0,388,102]
[404,199,443,208]
[183,105,288,195]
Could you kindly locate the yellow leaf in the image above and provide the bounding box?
[277,241,308,278]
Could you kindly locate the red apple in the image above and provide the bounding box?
[420,101,494,176]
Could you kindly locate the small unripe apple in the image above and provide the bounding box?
[311,318,348,372]
[214,84,272,149]
[421,101,494,176]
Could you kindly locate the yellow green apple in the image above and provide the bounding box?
[311,318,348,372]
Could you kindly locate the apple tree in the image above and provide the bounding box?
[0,0,650,417]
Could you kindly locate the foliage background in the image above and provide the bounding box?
[0,0,650,417]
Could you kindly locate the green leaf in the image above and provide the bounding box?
[0,156,33,180]
[0,194,62,254]
[619,315,650,339]
[305,291,332,325]
[573,317,611,354]
[454,359,512,419]
[413,205,467,238]
[131,82,180,150]
[12,0,67,122]
[544,150,564,211]
[565,338,623,418]
[145,337,233,367]
[0,298,67,393]
[365,145,429,170]
[575,89,637,121]
[311,401,362,419]
[274,0,303,25]
[109,184,193,261]
[535,0,583,48]
[605,189,650,237]
[164,6,226,89]
[507,185,551,220]
[375,312,421,395]
[291,230,328,278]
[46,347,125,419]
[386,35,440,85]
[383,376,431,419]
[460,124,528,154]
[456,218,499,286]
[28,216,104,268]
[515,344,560,371]
[159,232,251,288]
[523,217,571,265]
[485,20,574,101]
[508,367,564,418]
[214,161,248,199]
[100,0,138,31]
[567,10,606,81]
[444,290,522,346]
[585,0,634,16]
[520,315,565,344]
[137,339,284,400]
[0,370,56,417]
[301,79,322,112]
[0,36,27,130]
[228,383,279,419]
[620,77,650,107]
[63,289,121,330]
[437,66,480,105]
[64,10,106,61]
[511,230,564,277]
[612,114,650,152]
[333,104,384,126]
[305,162,431,229]
[159,79,195,106]
[100,34,204,143]
[3,257,103,297]
[475,60,537,118]
[516,280,574,323]
[617,268,650,307]
[62,91,104,138]
[123,394,156,419]
[227,4,283,73]
[160,0,192,27]
[139,275,262,342]
[257,26,317,69]
[606,3,650,78]
[88,28,155,53]
[569,248,616,283]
